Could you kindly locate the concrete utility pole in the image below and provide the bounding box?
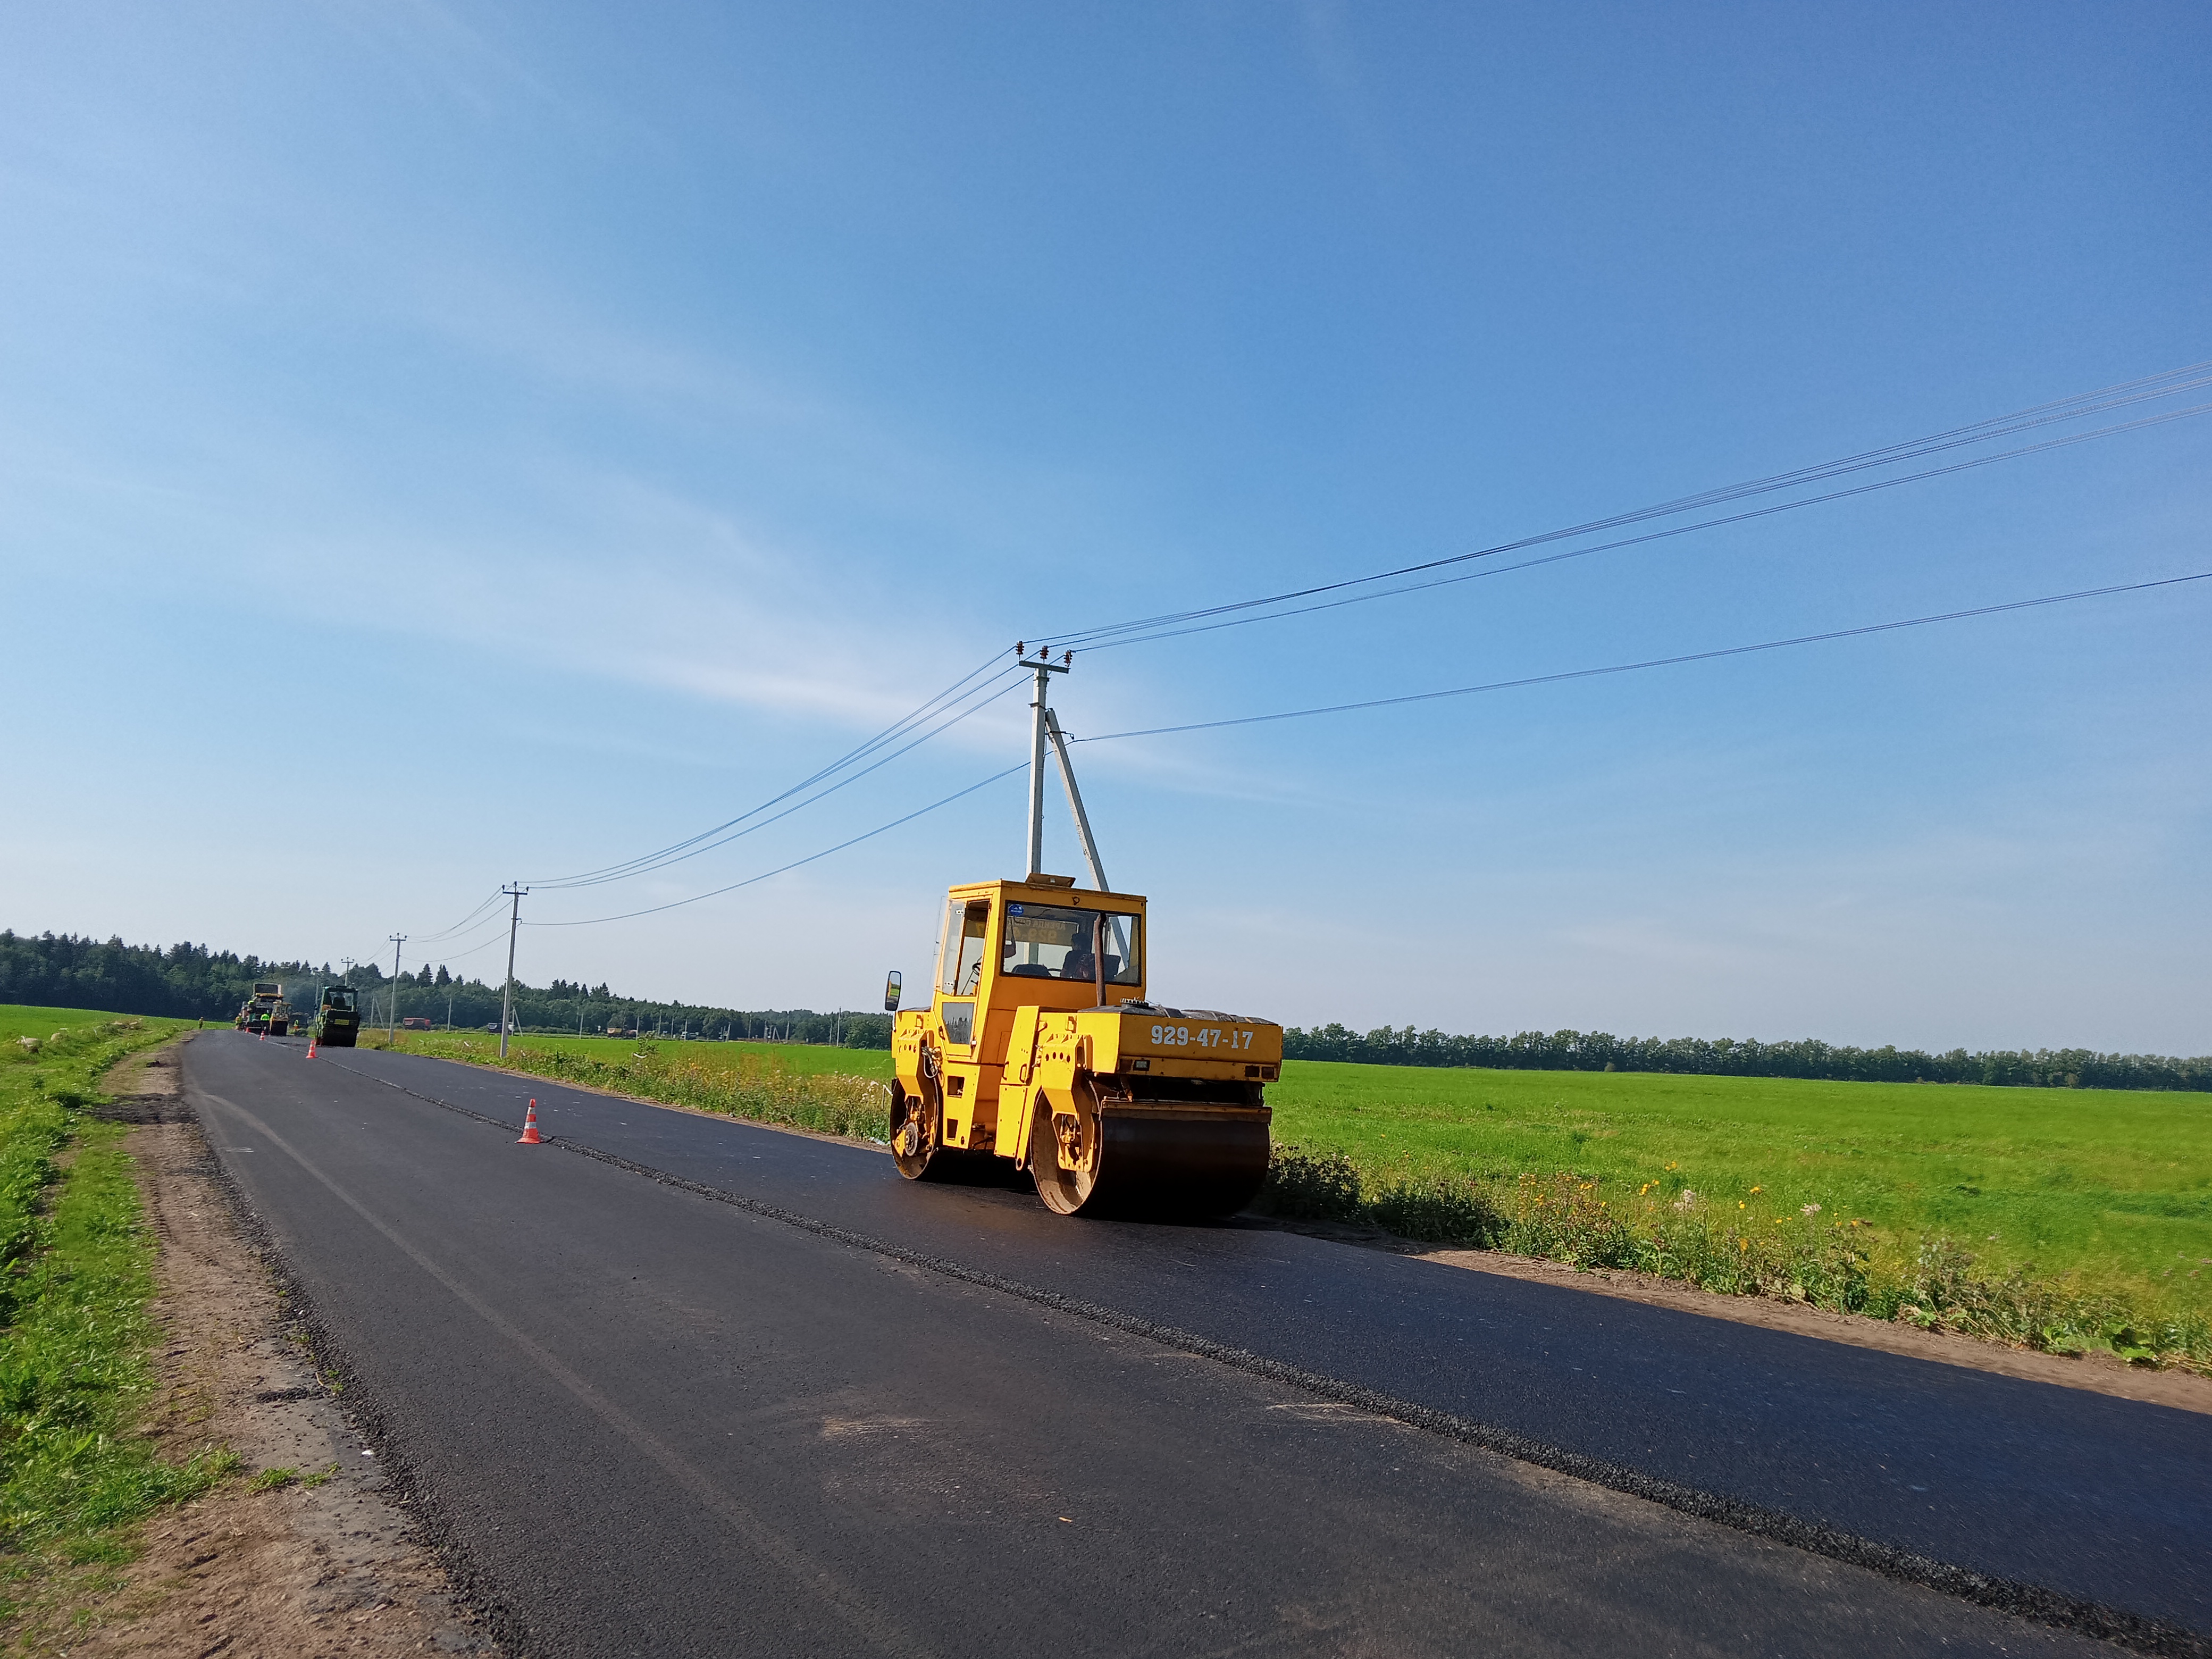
[387,935,407,1042]
[1043,708,1109,891]
[498,884,528,1059]
[1016,644,1072,878]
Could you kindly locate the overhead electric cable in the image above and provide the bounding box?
[477,358,2211,914]
[523,764,1030,927]
[523,649,1024,891]
[527,668,1031,891]
[1028,359,2212,654]
[1069,400,2212,655]
[516,566,2207,930]
[1067,571,2212,743]
[421,926,522,966]
[407,889,510,945]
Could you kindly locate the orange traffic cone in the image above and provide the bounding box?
[518,1100,543,1144]
[307,1038,317,1058]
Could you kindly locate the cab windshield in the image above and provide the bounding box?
[1000,903,1139,985]
[324,989,356,1011]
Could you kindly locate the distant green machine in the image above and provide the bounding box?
[236,981,290,1036]
[315,985,361,1048]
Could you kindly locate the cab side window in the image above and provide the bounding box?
[940,900,992,995]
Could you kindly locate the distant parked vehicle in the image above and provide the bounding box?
[400,1016,433,1030]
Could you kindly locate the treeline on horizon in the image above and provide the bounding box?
[7,929,2204,1090]
[1281,1024,2212,1093]
[0,929,894,1049]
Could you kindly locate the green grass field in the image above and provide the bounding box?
[1264,1063,2212,1297]
[475,1030,894,1081]
[0,1004,165,1045]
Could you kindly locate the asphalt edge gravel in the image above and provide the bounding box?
[321,1051,2210,1658]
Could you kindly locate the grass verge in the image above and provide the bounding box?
[0,1011,233,1643]
[363,1030,893,1141]
[1254,1147,2211,1371]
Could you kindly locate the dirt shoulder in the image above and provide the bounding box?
[57,1037,497,1658]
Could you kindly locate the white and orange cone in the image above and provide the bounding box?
[517,1100,543,1144]
[307,1038,317,1058]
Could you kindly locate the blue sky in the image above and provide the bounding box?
[3,2,2206,1050]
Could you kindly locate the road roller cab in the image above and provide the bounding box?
[891,876,1280,1217]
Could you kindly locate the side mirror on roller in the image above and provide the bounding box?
[883,970,903,1013]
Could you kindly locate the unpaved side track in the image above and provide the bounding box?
[59,1037,496,1658]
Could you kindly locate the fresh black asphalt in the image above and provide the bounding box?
[183,1032,2204,1655]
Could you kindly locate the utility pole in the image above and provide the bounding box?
[498,884,528,1059]
[387,935,406,1043]
[1043,708,1110,891]
[1016,644,1072,878]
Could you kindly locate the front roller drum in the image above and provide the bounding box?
[1030,1101,1270,1220]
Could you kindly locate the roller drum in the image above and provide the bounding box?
[1034,1096,1270,1219]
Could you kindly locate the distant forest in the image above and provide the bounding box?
[0,930,893,1048]
[1282,1024,2212,1093]
[6,928,2204,1090]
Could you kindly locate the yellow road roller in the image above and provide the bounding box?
[887,650,1280,1218]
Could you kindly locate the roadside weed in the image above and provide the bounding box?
[1258,1146,2210,1370]
[0,1016,227,1637]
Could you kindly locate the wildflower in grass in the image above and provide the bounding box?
[1750,1186,1763,1194]
[1802,1203,1821,1216]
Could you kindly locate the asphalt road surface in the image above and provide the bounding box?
[182,1032,2208,1657]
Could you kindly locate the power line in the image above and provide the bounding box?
[408,887,510,945]
[514,566,2208,930]
[1066,571,2212,744]
[522,650,1023,891]
[1067,400,2212,656]
[522,764,1029,927]
[1027,359,2212,655]
[526,666,1030,892]
[380,359,2212,944]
